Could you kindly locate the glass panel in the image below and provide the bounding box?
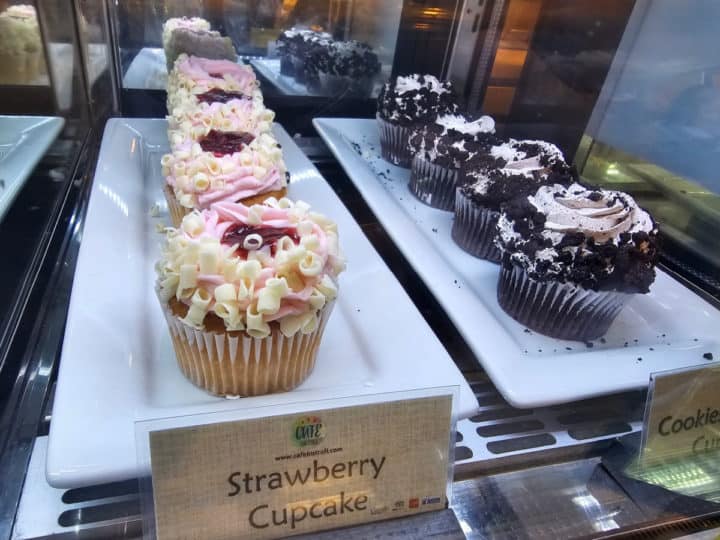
[114,0,400,99]
[581,0,720,299]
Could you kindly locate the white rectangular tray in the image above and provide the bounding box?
[0,115,64,223]
[313,117,720,408]
[46,119,478,489]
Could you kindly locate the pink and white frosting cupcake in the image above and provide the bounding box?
[162,17,211,50]
[167,54,262,112]
[155,198,345,396]
[161,130,287,226]
[167,91,274,145]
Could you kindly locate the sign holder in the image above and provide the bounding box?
[135,386,459,540]
[625,363,720,501]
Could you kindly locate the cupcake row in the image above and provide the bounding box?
[154,43,346,398]
[376,75,660,342]
[276,28,380,97]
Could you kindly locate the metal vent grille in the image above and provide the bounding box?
[454,371,645,472]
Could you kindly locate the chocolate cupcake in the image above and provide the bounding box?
[495,182,659,341]
[315,40,381,97]
[376,74,458,167]
[407,113,497,210]
[452,139,572,261]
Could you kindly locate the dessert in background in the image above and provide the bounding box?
[164,28,236,71]
[407,113,497,211]
[453,140,572,261]
[314,40,380,97]
[376,74,458,167]
[495,182,659,341]
[155,198,345,396]
[162,16,210,52]
[275,28,332,83]
[161,130,288,226]
[0,5,43,84]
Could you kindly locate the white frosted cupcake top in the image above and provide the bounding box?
[162,132,287,210]
[156,198,345,337]
[167,93,273,144]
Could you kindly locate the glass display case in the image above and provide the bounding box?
[1,0,720,539]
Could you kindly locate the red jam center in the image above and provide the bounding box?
[199,130,255,156]
[222,225,300,256]
[196,88,250,104]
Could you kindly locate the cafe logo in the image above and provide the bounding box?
[292,415,325,447]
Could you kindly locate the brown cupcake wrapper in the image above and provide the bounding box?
[451,190,502,262]
[408,155,458,211]
[497,265,630,341]
[163,183,191,228]
[160,297,335,397]
[376,115,413,168]
[279,55,296,77]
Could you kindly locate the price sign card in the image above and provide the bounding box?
[641,364,720,466]
[138,392,454,540]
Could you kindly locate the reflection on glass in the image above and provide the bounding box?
[0,4,47,85]
[116,0,399,97]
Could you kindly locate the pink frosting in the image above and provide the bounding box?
[177,56,255,89]
[164,138,285,209]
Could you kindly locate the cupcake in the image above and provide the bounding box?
[155,198,346,396]
[0,5,40,84]
[165,28,236,71]
[161,131,288,227]
[162,16,211,52]
[376,74,458,167]
[495,182,659,341]
[276,29,298,76]
[166,86,273,145]
[452,140,572,261]
[315,40,380,97]
[166,54,259,113]
[407,113,497,210]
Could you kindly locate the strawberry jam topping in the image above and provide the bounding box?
[222,224,300,256]
[196,88,250,104]
[199,130,255,156]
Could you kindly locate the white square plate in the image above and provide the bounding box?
[313,117,720,408]
[46,119,478,489]
[0,115,64,223]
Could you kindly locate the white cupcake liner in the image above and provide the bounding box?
[451,189,502,262]
[497,265,630,341]
[408,154,458,211]
[160,298,335,397]
[376,114,413,168]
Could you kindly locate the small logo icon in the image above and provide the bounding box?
[409,498,419,509]
[392,500,405,511]
[422,496,442,505]
[292,415,325,447]
[370,505,388,516]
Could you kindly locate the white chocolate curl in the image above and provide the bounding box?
[155,199,345,337]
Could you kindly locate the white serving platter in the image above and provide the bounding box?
[122,47,168,90]
[313,117,720,408]
[0,115,64,223]
[46,118,478,489]
[250,58,322,96]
